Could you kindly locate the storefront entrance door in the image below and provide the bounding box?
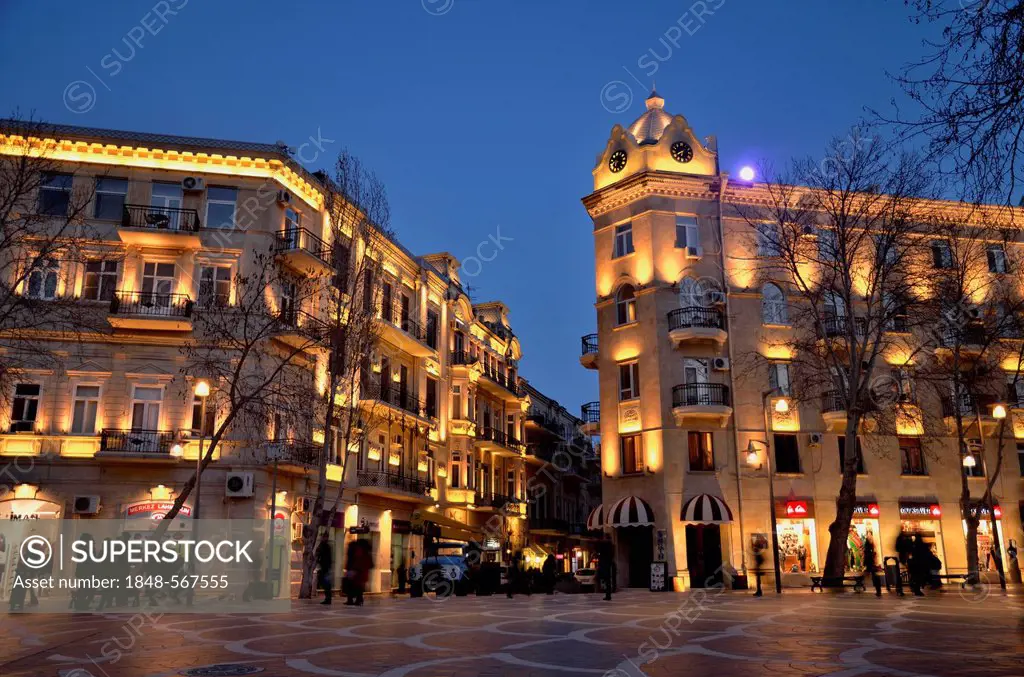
[621,526,653,588]
[686,524,723,588]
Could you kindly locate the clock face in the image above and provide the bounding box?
[671,141,693,163]
[608,150,627,173]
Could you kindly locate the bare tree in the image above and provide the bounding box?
[910,214,1024,583]
[878,1,1024,204]
[295,152,392,599]
[0,116,105,412]
[733,128,935,582]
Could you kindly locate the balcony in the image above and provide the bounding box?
[268,439,327,469]
[667,307,727,347]
[274,307,329,351]
[525,413,563,442]
[377,304,435,358]
[108,291,193,331]
[357,469,434,502]
[476,491,523,515]
[474,426,525,457]
[936,325,986,358]
[119,204,201,247]
[478,367,521,402]
[580,401,600,435]
[274,228,334,276]
[528,516,569,535]
[821,390,848,431]
[580,333,598,369]
[671,383,732,426]
[359,380,426,421]
[97,429,176,458]
[449,417,477,437]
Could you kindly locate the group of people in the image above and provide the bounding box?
[896,532,943,596]
[503,551,561,597]
[316,537,373,606]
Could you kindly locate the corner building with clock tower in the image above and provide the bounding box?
[580,90,1024,591]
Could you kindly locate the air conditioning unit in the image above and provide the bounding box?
[686,246,703,260]
[276,190,292,205]
[73,495,101,515]
[808,432,823,447]
[708,291,726,306]
[225,471,255,498]
[712,357,730,371]
[181,176,205,192]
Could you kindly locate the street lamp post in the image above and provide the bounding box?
[745,389,788,596]
[967,403,1007,591]
[189,380,210,607]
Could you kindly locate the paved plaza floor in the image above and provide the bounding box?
[1,588,1022,677]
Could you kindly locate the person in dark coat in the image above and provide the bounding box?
[396,558,407,594]
[862,536,882,597]
[542,554,556,595]
[597,541,614,601]
[316,538,333,605]
[506,550,523,598]
[345,539,372,606]
[909,534,930,596]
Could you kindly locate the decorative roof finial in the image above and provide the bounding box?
[645,87,664,110]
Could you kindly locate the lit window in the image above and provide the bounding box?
[613,223,634,258]
[39,173,72,216]
[769,363,791,396]
[141,262,176,307]
[130,386,162,431]
[621,433,643,474]
[619,362,640,401]
[616,284,636,325]
[9,383,41,432]
[761,283,788,325]
[71,385,100,434]
[191,390,215,437]
[899,437,925,476]
[83,259,118,302]
[199,265,231,307]
[205,186,237,229]
[687,431,714,471]
[94,178,128,220]
[26,258,59,300]
[931,240,953,269]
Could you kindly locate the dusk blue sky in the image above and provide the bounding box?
[0,1,935,413]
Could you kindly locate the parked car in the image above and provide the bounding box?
[574,568,597,591]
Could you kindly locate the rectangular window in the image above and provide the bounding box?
[987,244,1008,273]
[141,261,176,305]
[619,361,640,400]
[757,222,782,257]
[130,386,162,431]
[426,309,439,349]
[768,363,791,396]
[687,431,714,471]
[199,265,231,307]
[452,385,463,420]
[151,182,184,229]
[26,258,59,299]
[191,392,215,437]
[675,216,699,249]
[838,435,866,474]
[39,172,72,216]
[613,223,634,258]
[931,240,953,269]
[70,384,100,434]
[83,259,118,302]
[9,383,40,432]
[94,178,128,220]
[450,452,461,489]
[425,377,438,419]
[773,433,800,473]
[621,433,643,474]
[205,186,237,229]
[899,436,926,476]
[818,228,838,262]
[964,439,985,477]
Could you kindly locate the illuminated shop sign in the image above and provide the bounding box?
[899,503,941,518]
[785,501,809,517]
[853,503,880,517]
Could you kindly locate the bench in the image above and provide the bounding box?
[900,571,971,588]
[810,575,865,592]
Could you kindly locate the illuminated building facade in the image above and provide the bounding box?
[582,91,1024,590]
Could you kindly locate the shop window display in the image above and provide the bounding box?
[776,507,818,573]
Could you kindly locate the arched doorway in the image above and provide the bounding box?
[607,495,656,588]
[685,524,722,588]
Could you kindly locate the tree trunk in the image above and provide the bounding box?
[963,502,981,584]
[823,415,860,579]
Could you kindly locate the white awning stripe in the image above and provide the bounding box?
[608,496,655,527]
[680,493,733,524]
[585,505,605,530]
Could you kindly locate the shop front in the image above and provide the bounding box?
[0,493,63,602]
[607,496,655,588]
[963,504,1005,574]
[776,499,818,575]
[680,493,733,589]
[899,502,946,573]
[122,500,193,534]
[847,502,882,571]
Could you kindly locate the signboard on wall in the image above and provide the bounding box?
[650,561,668,591]
[656,529,666,561]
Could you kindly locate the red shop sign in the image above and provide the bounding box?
[786,501,809,517]
[853,503,880,517]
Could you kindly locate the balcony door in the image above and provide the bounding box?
[684,358,709,385]
[141,262,175,309]
[400,294,411,332]
[131,386,162,431]
[399,365,409,408]
[150,183,183,230]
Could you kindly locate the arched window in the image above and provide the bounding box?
[616,284,637,325]
[679,277,718,308]
[761,283,788,325]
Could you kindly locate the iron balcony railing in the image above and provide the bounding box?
[360,380,424,417]
[99,429,175,454]
[477,426,525,453]
[941,393,996,418]
[357,469,433,496]
[581,401,600,425]
[671,383,731,408]
[379,301,432,345]
[822,315,867,338]
[279,307,329,341]
[110,291,193,318]
[939,325,987,347]
[526,413,562,436]
[122,204,201,232]
[581,333,599,356]
[275,227,332,267]
[476,491,521,510]
[822,390,847,413]
[269,439,327,466]
[667,306,724,331]
[450,350,478,366]
[481,367,519,396]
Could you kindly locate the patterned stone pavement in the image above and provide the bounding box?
[1,588,1022,677]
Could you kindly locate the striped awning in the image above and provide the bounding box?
[680,494,733,524]
[608,496,655,527]
[585,505,604,530]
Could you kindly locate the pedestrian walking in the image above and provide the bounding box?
[317,538,333,605]
[862,537,881,597]
[909,534,930,596]
[542,554,556,595]
[345,538,372,606]
[396,558,407,594]
[506,550,522,598]
[597,542,614,601]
